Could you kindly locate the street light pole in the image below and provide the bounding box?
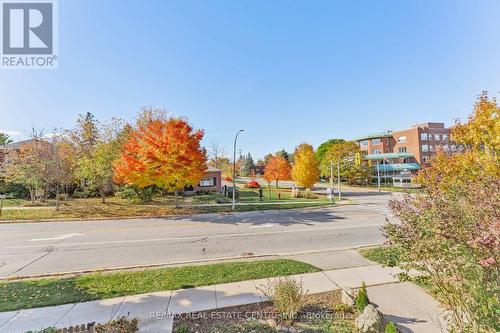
[337,161,341,200]
[232,129,244,210]
[377,161,381,193]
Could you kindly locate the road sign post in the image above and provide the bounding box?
[0,195,6,217]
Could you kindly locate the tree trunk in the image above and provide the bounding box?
[275,179,279,189]
[29,188,35,204]
[100,188,106,203]
[175,189,179,208]
[55,185,60,211]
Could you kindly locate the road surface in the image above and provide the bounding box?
[0,193,395,278]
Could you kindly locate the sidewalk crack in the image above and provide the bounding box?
[214,285,218,308]
[0,311,19,329]
[54,303,77,326]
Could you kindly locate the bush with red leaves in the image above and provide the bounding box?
[244,180,261,188]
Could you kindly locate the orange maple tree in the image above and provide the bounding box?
[263,155,291,188]
[114,110,207,206]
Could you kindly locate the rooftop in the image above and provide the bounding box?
[354,131,393,141]
[364,152,414,160]
[377,163,421,172]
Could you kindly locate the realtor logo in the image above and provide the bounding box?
[1,0,58,68]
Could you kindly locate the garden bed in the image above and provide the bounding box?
[173,290,359,333]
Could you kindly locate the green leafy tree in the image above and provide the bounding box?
[76,119,128,203]
[241,153,255,176]
[315,138,345,165]
[275,149,293,163]
[0,132,13,146]
[321,141,371,184]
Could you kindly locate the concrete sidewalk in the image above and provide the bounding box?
[0,265,446,333]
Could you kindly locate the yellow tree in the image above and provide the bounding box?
[114,109,207,207]
[384,93,500,331]
[291,143,320,190]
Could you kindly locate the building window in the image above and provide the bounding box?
[397,136,407,143]
[372,149,381,154]
[429,145,436,152]
[420,133,428,141]
[422,156,429,163]
[442,134,448,141]
[199,177,216,187]
[398,147,407,153]
[371,138,381,145]
[360,140,368,147]
[421,144,429,152]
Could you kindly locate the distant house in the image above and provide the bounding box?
[0,139,35,167]
[185,167,222,193]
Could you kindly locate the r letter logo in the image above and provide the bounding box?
[1,0,58,69]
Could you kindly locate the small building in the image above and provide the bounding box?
[184,167,222,193]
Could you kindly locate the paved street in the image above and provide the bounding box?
[0,194,394,278]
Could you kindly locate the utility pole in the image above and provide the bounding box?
[330,161,334,189]
[337,161,341,200]
[377,161,381,193]
[232,129,244,210]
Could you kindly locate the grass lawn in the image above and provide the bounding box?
[0,259,320,312]
[0,198,25,207]
[0,186,332,222]
[0,199,331,222]
[238,186,328,203]
[359,246,437,299]
[358,246,402,267]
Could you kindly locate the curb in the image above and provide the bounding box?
[0,243,383,281]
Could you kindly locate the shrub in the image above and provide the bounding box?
[96,316,138,333]
[385,321,398,333]
[265,277,304,323]
[333,303,354,320]
[226,187,239,199]
[192,193,229,204]
[383,95,500,332]
[174,323,190,333]
[244,180,260,188]
[0,181,29,199]
[224,176,232,182]
[355,282,369,312]
[115,185,156,203]
[26,328,57,333]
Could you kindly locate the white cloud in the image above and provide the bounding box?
[0,130,26,141]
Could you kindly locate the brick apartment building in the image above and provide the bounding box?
[355,122,455,185]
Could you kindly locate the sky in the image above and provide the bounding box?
[1,0,499,159]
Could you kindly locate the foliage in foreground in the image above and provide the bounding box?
[264,277,305,324]
[0,259,319,312]
[95,316,138,333]
[384,92,499,332]
[385,321,399,333]
[355,282,369,312]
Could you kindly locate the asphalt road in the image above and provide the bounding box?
[0,193,395,278]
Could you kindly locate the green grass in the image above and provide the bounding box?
[0,259,320,312]
[0,197,332,222]
[238,186,329,203]
[359,246,402,267]
[0,198,24,207]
